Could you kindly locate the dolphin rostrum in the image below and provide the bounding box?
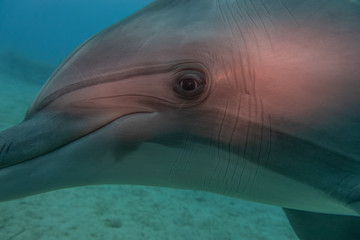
[0,0,359,239]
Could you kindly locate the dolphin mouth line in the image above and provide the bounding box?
[0,111,154,171]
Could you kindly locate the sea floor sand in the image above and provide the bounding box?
[0,72,298,240]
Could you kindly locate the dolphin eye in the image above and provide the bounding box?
[180,78,198,91]
[174,70,206,98]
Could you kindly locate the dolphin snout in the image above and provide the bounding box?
[0,116,53,169]
[0,112,106,170]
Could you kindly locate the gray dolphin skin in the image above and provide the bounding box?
[0,0,359,239]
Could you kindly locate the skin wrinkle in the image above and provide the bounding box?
[223,77,242,195]
[240,0,264,55]
[247,72,260,191]
[225,98,244,194]
[226,1,250,94]
[218,0,246,91]
[258,0,276,29]
[248,0,274,49]
[215,0,269,196]
[210,100,229,192]
[216,0,240,90]
[203,109,220,191]
[290,0,336,25]
[220,53,240,192]
[279,0,299,24]
[219,58,232,86]
[249,100,266,195]
[236,96,252,195]
[244,85,259,195]
[231,0,259,96]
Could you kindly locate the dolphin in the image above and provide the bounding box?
[0,0,359,239]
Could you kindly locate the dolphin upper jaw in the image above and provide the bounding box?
[0,108,158,170]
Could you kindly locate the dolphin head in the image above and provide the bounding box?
[1,0,360,218]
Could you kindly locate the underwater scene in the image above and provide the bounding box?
[1,0,359,240]
[0,1,296,239]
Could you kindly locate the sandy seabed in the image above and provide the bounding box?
[0,71,298,240]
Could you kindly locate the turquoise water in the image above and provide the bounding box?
[0,0,153,65]
[0,1,297,239]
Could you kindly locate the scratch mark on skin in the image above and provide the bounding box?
[279,0,298,25]
[0,143,5,160]
[138,33,158,53]
[0,142,12,163]
[7,229,25,240]
[4,142,12,156]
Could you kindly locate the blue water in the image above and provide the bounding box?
[0,0,152,66]
[0,1,297,239]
